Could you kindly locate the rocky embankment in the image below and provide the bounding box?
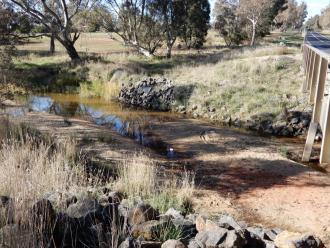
[119,77,316,138]
[119,78,174,111]
[180,106,315,138]
[0,193,325,248]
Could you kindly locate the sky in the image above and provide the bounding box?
[209,0,329,19]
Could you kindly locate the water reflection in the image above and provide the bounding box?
[22,95,175,156]
[29,96,54,112]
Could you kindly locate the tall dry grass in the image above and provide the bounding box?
[0,119,88,227]
[113,153,195,213]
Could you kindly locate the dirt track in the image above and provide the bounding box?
[151,118,330,245]
[6,112,330,245]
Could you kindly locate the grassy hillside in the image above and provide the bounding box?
[10,31,307,123]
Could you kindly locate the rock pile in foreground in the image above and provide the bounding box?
[0,192,325,248]
[119,78,174,111]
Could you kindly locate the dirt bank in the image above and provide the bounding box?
[3,111,330,246]
[150,118,330,245]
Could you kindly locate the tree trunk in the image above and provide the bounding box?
[250,22,256,46]
[137,46,154,58]
[61,41,81,61]
[127,40,154,58]
[50,33,55,54]
[165,45,172,59]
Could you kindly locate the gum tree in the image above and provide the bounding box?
[8,0,95,61]
[238,0,274,46]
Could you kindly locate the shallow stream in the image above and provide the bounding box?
[1,93,181,156]
[1,93,326,170]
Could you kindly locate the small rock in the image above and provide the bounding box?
[218,215,244,231]
[274,231,324,248]
[171,218,197,239]
[119,237,138,248]
[220,229,246,248]
[290,118,300,125]
[195,229,228,248]
[164,208,184,220]
[205,219,223,231]
[131,220,166,240]
[161,239,185,248]
[247,227,278,241]
[66,198,100,219]
[188,239,201,248]
[128,203,159,226]
[195,215,207,232]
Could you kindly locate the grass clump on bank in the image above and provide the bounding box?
[166,46,306,123]
[0,119,88,219]
[113,153,195,214]
[79,79,120,101]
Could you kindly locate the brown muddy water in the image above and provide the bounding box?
[1,93,181,157]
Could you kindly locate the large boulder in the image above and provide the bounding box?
[119,78,174,111]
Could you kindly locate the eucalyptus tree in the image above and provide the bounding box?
[176,0,210,49]
[8,0,96,61]
[275,0,307,31]
[213,0,245,47]
[238,0,274,46]
[102,0,163,57]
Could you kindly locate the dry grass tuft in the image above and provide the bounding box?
[0,119,88,224]
[113,153,157,199]
[113,153,195,213]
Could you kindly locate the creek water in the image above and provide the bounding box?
[1,94,326,170]
[1,93,181,156]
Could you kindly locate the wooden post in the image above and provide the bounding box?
[309,54,321,103]
[302,122,318,162]
[302,46,306,72]
[307,51,316,91]
[312,58,328,123]
[320,95,330,163]
[304,46,309,71]
[304,49,313,92]
[303,48,309,91]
